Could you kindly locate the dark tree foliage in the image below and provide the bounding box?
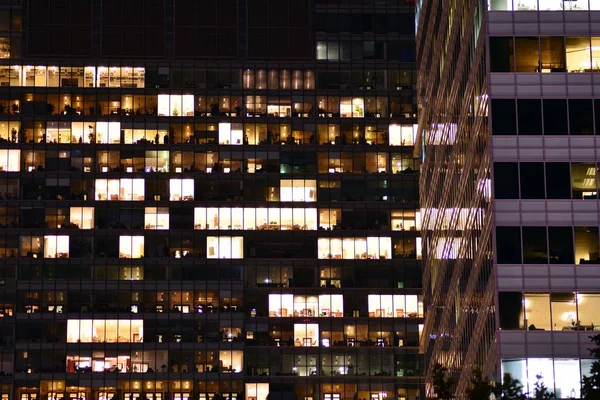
[431,363,455,400]
[582,334,600,399]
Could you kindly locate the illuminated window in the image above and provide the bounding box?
[43,235,69,258]
[194,207,317,230]
[391,210,418,231]
[169,179,194,201]
[317,237,392,259]
[145,207,169,230]
[293,323,319,347]
[70,207,94,229]
[501,358,583,399]
[0,149,20,171]
[158,94,194,117]
[95,179,145,201]
[245,384,269,400]
[340,97,364,118]
[280,180,316,202]
[119,236,144,258]
[206,236,243,259]
[367,294,421,318]
[145,151,169,172]
[219,350,243,373]
[268,294,343,317]
[46,121,72,143]
[66,319,143,343]
[96,122,121,144]
[388,124,416,146]
[218,122,244,145]
[19,236,42,257]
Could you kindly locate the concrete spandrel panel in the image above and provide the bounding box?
[567,73,593,84]
[541,85,567,96]
[490,86,517,97]
[541,73,566,85]
[520,201,546,212]
[570,148,595,158]
[518,136,543,147]
[518,147,544,158]
[489,73,516,85]
[523,265,549,277]
[569,136,596,147]
[546,213,573,224]
[491,148,519,159]
[575,278,600,290]
[516,85,541,96]
[495,265,523,277]
[567,85,594,96]
[516,74,541,85]
[491,136,518,147]
[543,148,569,158]
[572,201,599,212]
[496,277,524,290]
[520,213,547,223]
[488,23,515,35]
[546,201,573,212]
[548,265,576,276]
[523,277,550,289]
[494,201,520,212]
[550,277,576,288]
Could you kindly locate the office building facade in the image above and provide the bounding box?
[417,0,600,397]
[0,1,422,400]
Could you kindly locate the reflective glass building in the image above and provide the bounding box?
[417,0,600,397]
[0,1,422,400]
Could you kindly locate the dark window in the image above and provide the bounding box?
[595,99,600,135]
[517,99,542,135]
[491,99,516,135]
[496,227,522,264]
[498,292,524,330]
[489,37,514,72]
[545,163,571,199]
[569,99,594,135]
[543,99,568,135]
[522,227,547,264]
[548,227,574,264]
[494,162,519,199]
[519,163,545,199]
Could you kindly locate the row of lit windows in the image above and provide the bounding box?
[1,66,145,88]
[2,94,414,120]
[0,206,420,232]
[490,36,600,74]
[490,0,600,11]
[17,235,243,259]
[2,120,417,146]
[65,351,242,374]
[14,236,418,260]
[498,292,600,331]
[267,294,422,318]
[10,384,420,400]
[0,65,413,91]
[66,179,309,202]
[501,358,592,399]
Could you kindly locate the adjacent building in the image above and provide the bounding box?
[0,1,422,400]
[417,0,600,398]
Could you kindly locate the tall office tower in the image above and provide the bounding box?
[418,0,600,398]
[0,1,422,400]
